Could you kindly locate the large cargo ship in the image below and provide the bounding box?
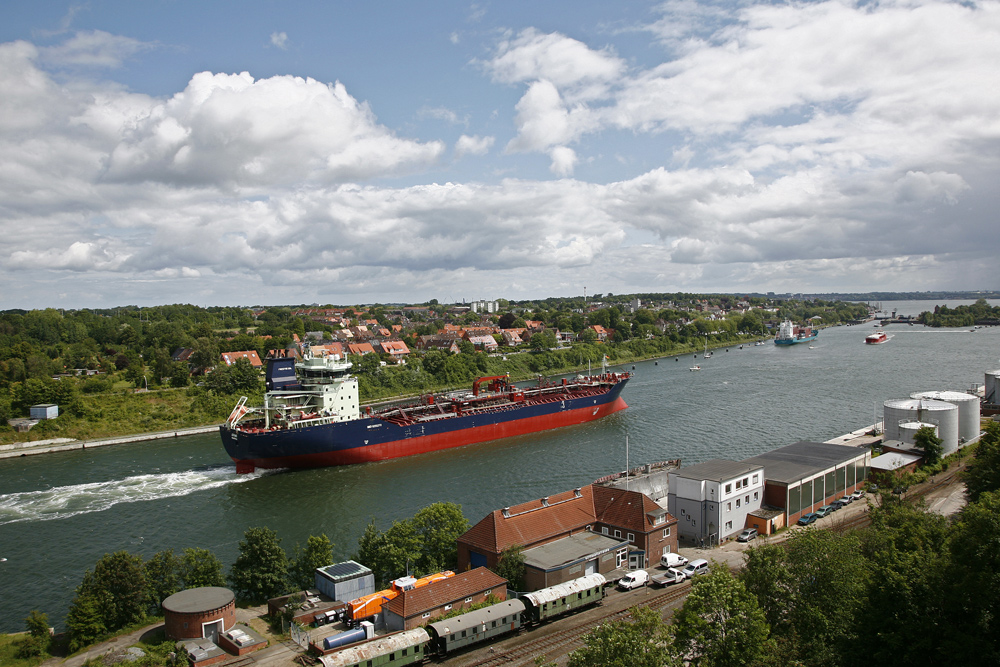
[774,319,818,345]
[221,351,631,473]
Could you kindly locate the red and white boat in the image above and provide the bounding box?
[865,331,888,344]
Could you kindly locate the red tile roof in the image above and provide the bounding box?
[460,485,672,555]
[384,568,506,619]
[220,350,263,367]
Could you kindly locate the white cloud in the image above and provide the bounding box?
[270,32,289,49]
[98,70,445,188]
[487,28,625,94]
[455,134,494,157]
[40,30,150,68]
[549,146,577,176]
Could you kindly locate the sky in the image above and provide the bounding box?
[1,0,998,309]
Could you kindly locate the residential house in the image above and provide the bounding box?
[379,340,410,360]
[220,351,263,368]
[347,342,376,356]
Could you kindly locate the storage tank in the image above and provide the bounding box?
[898,421,938,446]
[985,370,1000,405]
[883,398,959,455]
[910,390,981,444]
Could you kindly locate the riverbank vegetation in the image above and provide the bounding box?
[917,298,1000,327]
[0,295,872,445]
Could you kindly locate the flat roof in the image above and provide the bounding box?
[522,532,627,572]
[673,459,763,482]
[742,441,869,485]
[870,451,922,470]
[162,587,234,614]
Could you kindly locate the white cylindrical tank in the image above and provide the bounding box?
[910,390,981,444]
[883,398,959,455]
[985,370,1000,404]
[898,421,938,446]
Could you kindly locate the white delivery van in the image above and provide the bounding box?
[617,569,649,590]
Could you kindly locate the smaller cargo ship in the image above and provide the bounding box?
[774,320,818,345]
[865,331,889,344]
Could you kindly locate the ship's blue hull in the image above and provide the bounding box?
[221,377,630,471]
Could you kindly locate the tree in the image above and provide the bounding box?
[671,565,772,667]
[15,610,50,657]
[740,543,795,632]
[568,606,675,667]
[964,421,1000,502]
[146,549,183,609]
[944,490,1000,661]
[782,529,868,666]
[72,551,149,633]
[229,527,289,604]
[913,425,943,466]
[493,545,526,591]
[182,547,226,588]
[65,593,107,652]
[288,534,335,590]
[411,502,469,573]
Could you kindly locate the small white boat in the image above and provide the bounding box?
[689,365,701,371]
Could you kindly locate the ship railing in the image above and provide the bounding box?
[287,415,337,429]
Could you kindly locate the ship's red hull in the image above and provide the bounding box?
[232,395,628,472]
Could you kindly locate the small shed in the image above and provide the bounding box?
[315,561,375,603]
[30,404,58,420]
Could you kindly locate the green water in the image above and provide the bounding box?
[1,303,997,632]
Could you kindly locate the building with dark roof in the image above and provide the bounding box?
[741,441,871,526]
[520,531,628,589]
[382,567,507,631]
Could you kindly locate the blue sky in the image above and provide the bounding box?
[1,0,998,308]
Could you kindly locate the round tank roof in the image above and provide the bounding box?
[883,398,955,411]
[162,587,234,614]
[910,390,977,402]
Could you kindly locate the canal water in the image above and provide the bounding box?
[1,300,997,632]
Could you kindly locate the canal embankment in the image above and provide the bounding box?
[0,425,220,460]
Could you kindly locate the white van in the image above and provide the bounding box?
[660,552,689,569]
[617,569,649,590]
[681,559,709,579]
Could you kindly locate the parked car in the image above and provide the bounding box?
[832,499,850,510]
[736,528,758,542]
[660,552,689,569]
[617,569,649,590]
[816,505,835,517]
[839,495,853,505]
[798,512,818,525]
[651,568,686,586]
[681,559,709,579]
[867,483,879,493]
[850,489,865,501]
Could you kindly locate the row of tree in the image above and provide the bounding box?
[25,501,470,654]
[569,422,1000,667]
[918,299,1000,326]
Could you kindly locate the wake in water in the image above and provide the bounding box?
[0,465,271,526]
